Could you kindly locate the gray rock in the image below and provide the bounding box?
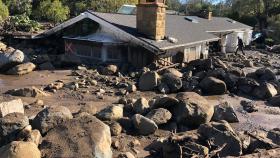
[32,106,73,135]
[96,105,123,121]
[252,83,277,99]
[0,99,24,118]
[139,71,160,91]
[133,98,149,114]
[199,77,227,95]
[255,68,276,81]
[6,62,36,75]
[267,128,280,145]
[173,92,214,127]
[0,113,29,146]
[152,96,179,109]
[212,102,239,123]
[198,121,242,157]
[146,108,172,125]
[161,72,182,93]
[132,114,158,135]
[0,49,25,71]
[40,115,112,158]
[101,65,118,75]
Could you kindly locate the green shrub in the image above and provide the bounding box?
[0,0,9,23]
[9,14,41,32]
[3,0,32,16]
[34,0,70,24]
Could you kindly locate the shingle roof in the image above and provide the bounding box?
[90,12,219,50]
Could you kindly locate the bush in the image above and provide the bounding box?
[9,14,42,32]
[0,0,9,23]
[34,0,70,24]
[3,0,32,16]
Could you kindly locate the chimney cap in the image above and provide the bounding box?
[138,0,166,4]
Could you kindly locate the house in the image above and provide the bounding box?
[35,0,252,68]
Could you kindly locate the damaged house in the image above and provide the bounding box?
[33,0,252,68]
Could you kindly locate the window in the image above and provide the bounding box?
[107,46,121,60]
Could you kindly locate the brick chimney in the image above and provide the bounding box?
[136,0,166,41]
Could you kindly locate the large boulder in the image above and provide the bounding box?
[172,92,214,127]
[40,115,112,158]
[198,121,242,157]
[199,77,227,95]
[163,68,183,78]
[0,99,24,118]
[237,77,259,94]
[145,108,172,125]
[267,128,280,145]
[132,114,158,135]
[139,71,160,91]
[0,49,25,72]
[152,96,179,109]
[268,95,280,107]
[252,83,277,99]
[212,102,239,123]
[255,68,276,81]
[161,73,183,93]
[0,141,41,158]
[32,106,73,135]
[0,113,29,146]
[133,98,149,114]
[6,62,36,75]
[96,105,123,121]
[6,87,49,98]
[101,65,118,75]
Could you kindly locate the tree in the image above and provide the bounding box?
[166,0,182,11]
[33,0,70,24]
[3,0,32,16]
[0,0,9,23]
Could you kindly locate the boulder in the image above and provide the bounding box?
[268,95,280,107]
[152,96,179,109]
[39,62,55,70]
[161,72,183,93]
[79,103,97,115]
[40,115,112,158]
[252,83,277,99]
[267,128,280,145]
[232,148,280,158]
[0,141,41,158]
[118,152,135,158]
[158,82,170,94]
[109,121,122,136]
[255,68,276,81]
[139,71,160,91]
[27,130,42,146]
[133,98,149,114]
[132,114,158,135]
[237,77,259,94]
[0,113,29,146]
[0,42,7,51]
[6,62,36,75]
[164,68,183,78]
[0,49,25,71]
[212,57,228,70]
[126,84,137,93]
[32,106,73,135]
[96,105,123,121]
[146,108,172,125]
[244,60,254,67]
[198,121,242,157]
[101,65,118,75]
[173,92,214,127]
[6,87,50,98]
[0,99,24,118]
[199,77,227,95]
[212,102,239,123]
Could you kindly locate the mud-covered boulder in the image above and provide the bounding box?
[96,105,123,121]
[6,87,49,98]
[199,77,227,95]
[0,99,24,118]
[32,106,73,135]
[132,114,158,135]
[6,62,36,75]
[161,73,183,93]
[146,108,172,125]
[212,102,239,123]
[0,49,25,72]
[0,113,29,146]
[198,121,242,157]
[173,92,214,127]
[0,141,41,158]
[139,71,160,91]
[40,115,112,158]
